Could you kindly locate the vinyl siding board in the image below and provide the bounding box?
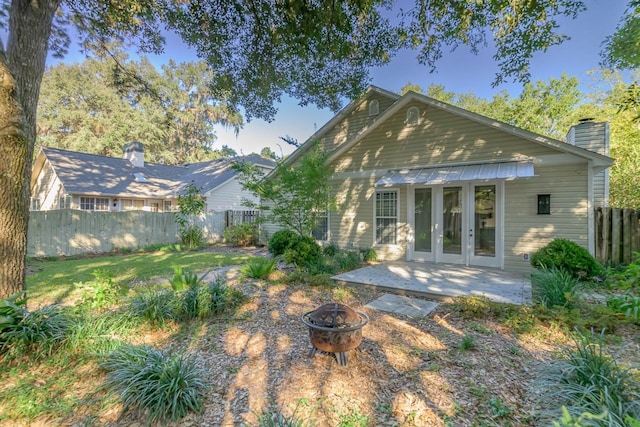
[204,177,260,212]
[503,164,590,272]
[317,93,397,155]
[333,102,560,173]
[329,176,407,260]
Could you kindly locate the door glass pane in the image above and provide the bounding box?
[414,188,432,252]
[475,185,496,257]
[443,187,462,254]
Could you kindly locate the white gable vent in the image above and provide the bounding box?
[369,99,379,116]
[406,106,420,126]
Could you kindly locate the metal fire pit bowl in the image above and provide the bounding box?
[301,303,369,366]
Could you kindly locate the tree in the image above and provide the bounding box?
[0,0,600,298]
[260,147,277,160]
[38,56,243,164]
[237,145,334,237]
[176,182,206,249]
[601,1,640,120]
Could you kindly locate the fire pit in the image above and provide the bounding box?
[301,303,369,366]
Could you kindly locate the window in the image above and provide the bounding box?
[164,200,172,212]
[369,99,379,116]
[30,197,41,211]
[538,194,551,215]
[376,190,398,245]
[80,197,109,211]
[121,199,145,211]
[312,211,329,241]
[150,203,159,212]
[59,194,72,209]
[406,106,420,126]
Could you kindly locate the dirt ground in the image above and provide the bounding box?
[26,246,640,427]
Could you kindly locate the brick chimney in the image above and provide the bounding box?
[123,141,145,168]
[566,119,610,207]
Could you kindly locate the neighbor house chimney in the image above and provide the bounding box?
[123,141,145,168]
[566,119,610,207]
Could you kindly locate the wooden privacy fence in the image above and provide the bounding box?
[27,210,226,258]
[595,207,640,265]
[225,210,260,227]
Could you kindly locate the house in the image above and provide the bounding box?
[276,86,613,273]
[30,142,276,214]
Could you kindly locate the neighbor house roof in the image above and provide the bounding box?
[32,147,276,198]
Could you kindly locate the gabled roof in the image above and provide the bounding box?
[183,153,276,194]
[280,85,399,169]
[283,85,613,171]
[32,147,276,198]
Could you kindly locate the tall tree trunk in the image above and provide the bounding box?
[0,0,60,299]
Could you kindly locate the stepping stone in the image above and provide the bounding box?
[366,294,439,318]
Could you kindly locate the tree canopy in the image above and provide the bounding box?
[38,55,242,164]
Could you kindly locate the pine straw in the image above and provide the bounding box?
[91,270,571,427]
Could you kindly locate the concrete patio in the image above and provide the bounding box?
[332,261,533,306]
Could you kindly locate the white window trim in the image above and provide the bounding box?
[312,210,330,242]
[374,188,399,246]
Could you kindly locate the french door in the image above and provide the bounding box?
[411,182,501,268]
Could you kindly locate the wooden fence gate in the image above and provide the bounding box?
[595,207,640,265]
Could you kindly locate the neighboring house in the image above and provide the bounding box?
[274,86,613,273]
[30,142,276,214]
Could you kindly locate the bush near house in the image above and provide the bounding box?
[531,238,603,279]
[224,223,259,247]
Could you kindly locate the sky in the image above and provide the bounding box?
[51,1,630,158]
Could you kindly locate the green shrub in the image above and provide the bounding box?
[531,238,603,279]
[241,257,277,279]
[79,269,122,311]
[224,223,259,247]
[1,304,73,359]
[532,267,583,308]
[304,256,338,275]
[322,244,338,256]
[99,344,206,424]
[283,235,322,266]
[608,293,640,323]
[0,293,28,337]
[129,288,176,326]
[268,229,298,256]
[335,251,362,272]
[207,278,247,315]
[179,225,204,249]
[170,266,205,291]
[360,247,377,262]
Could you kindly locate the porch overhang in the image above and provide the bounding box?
[375,161,535,186]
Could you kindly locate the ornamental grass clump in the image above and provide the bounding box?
[241,257,277,279]
[1,303,73,360]
[539,330,640,425]
[99,344,206,424]
[532,267,583,308]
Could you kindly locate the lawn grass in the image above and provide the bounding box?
[26,249,252,307]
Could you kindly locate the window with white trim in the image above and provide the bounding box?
[406,106,420,126]
[375,190,398,245]
[80,197,109,211]
[369,99,379,116]
[30,197,41,211]
[59,194,72,209]
[164,200,172,212]
[312,211,329,241]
